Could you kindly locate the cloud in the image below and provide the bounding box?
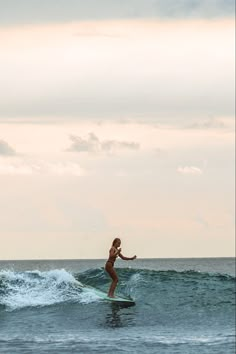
[187,117,226,130]
[0,0,234,25]
[0,158,84,176]
[0,19,234,122]
[0,140,16,156]
[67,133,140,153]
[74,29,123,38]
[152,0,235,19]
[194,215,209,228]
[177,166,203,175]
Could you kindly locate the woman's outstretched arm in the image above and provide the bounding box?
[119,254,136,261]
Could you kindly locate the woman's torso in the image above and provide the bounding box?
[106,247,118,265]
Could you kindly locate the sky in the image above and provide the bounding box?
[0,0,235,259]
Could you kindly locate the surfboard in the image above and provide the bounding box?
[92,288,135,305]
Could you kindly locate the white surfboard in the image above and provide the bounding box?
[92,287,135,305]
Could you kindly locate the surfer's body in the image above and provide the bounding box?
[105,238,136,298]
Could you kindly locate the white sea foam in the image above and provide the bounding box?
[0,330,232,346]
[0,269,100,310]
[124,272,143,299]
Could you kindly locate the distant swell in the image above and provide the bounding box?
[0,268,235,311]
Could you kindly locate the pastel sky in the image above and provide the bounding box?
[0,0,235,259]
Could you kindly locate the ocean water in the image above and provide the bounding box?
[0,258,235,354]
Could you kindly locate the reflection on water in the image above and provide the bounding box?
[104,303,136,328]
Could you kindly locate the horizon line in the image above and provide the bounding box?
[0,256,235,262]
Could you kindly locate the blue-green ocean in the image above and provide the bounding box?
[0,258,235,354]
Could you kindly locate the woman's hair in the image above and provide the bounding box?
[112,238,121,246]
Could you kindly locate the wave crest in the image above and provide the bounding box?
[0,268,235,311]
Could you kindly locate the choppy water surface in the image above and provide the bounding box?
[0,258,235,354]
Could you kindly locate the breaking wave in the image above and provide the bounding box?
[0,268,235,311]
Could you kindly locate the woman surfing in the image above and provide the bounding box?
[105,238,136,298]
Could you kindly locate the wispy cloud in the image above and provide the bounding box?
[67,133,140,153]
[177,166,203,175]
[74,29,123,38]
[187,117,226,130]
[0,140,16,156]
[194,215,209,228]
[0,158,84,176]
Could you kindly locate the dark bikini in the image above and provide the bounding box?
[106,255,117,267]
